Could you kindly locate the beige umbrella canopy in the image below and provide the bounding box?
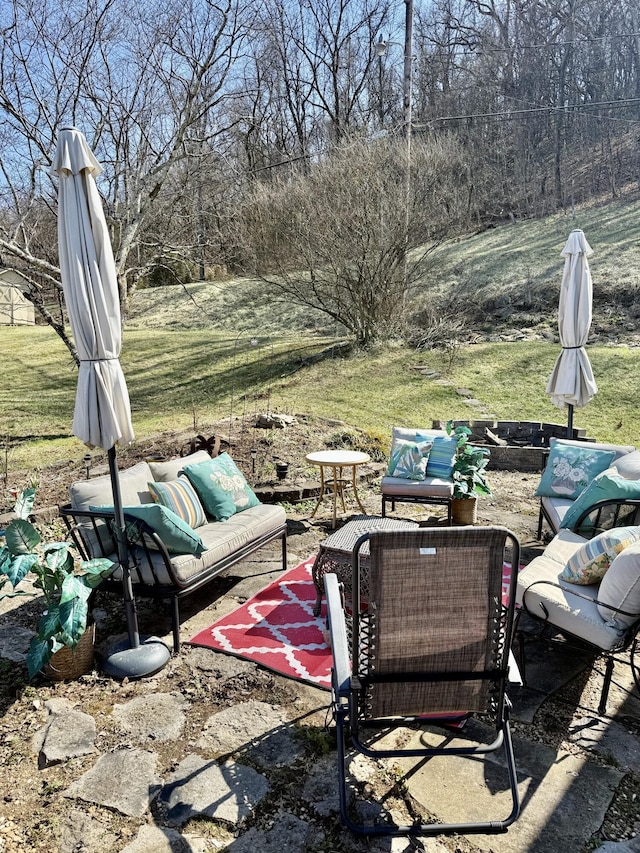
[52,126,168,678]
[546,229,598,435]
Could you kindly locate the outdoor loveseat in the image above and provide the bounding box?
[60,450,287,651]
[520,437,640,713]
[536,437,640,538]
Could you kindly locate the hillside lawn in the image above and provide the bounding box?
[2,194,640,473]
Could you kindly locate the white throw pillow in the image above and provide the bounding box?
[613,450,640,481]
[597,540,640,629]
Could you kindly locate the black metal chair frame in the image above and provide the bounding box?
[60,505,287,652]
[537,497,640,540]
[381,492,453,523]
[325,526,521,837]
[516,579,640,715]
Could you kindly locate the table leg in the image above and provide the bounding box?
[338,466,347,513]
[352,464,367,514]
[331,465,338,528]
[311,464,326,518]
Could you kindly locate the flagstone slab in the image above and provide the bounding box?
[158,753,269,827]
[59,808,118,853]
[568,715,640,773]
[197,700,303,768]
[395,726,623,853]
[0,624,34,661]
[120,824,209,852]
[64,749,161,817]
[32,705,96,768]
[226,811,323,851]
[112,692,188,743]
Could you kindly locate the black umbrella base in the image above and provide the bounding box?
[101,636,171,679]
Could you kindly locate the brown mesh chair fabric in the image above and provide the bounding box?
[360,528,507,718]
[325,525,520,837]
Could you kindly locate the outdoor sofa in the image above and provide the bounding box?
[60,450,287,652]
[536,437,640,538]
[520,437,640,712]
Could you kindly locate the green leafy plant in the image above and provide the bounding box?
[446,421,492,500]
[0,488,113,678]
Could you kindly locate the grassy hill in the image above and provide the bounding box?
[2,194,639,474]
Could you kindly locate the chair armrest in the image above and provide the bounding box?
[570,498,640,537]
[324,572,351,698]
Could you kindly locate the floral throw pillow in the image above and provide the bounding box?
[386,439,433,481]
[560,526,640,585]
[535,445,616,499]
[184,453,260,520]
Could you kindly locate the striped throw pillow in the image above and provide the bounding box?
[561,526,640,585]
[417,433,458,479]
[148,477,207,528]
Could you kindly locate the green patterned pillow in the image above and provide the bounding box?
[560,526,640,585]
[148,477,206,528]
[184,453,260,520]
[535,444,615,499]
[386,439,433,480]
[90,503,205,556]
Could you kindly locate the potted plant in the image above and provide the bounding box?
[446,421,492,524]
[0,488,113,679]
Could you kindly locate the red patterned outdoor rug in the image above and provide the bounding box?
[189,556,332,690]
[189,557,518,691]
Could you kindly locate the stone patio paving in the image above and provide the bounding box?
[1,477,640,852]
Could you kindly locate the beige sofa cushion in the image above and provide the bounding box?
[120,503,287,586]
[516,529,623,650]
[613,450,640,481]
[549,437,635,462]
[69,461,154,556]
[148,451,211,483]
[381,474,453,499]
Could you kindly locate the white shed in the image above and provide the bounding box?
[0,269,35,325]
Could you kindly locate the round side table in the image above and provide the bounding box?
[305,450,371,528]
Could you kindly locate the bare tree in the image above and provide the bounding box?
[0,0,252,353]
[242,134,468,346]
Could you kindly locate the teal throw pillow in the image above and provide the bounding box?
[560,526,640,585]
[535,445,616,499]
[148,477,206,529]
[184,453,260,520]
[417,432,458,479]
[386,439,432,480]
[90,503,205,556]
[561,471,640,531]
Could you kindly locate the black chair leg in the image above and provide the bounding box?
[599,656,615,716]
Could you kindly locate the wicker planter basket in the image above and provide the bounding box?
[44,622,96,682]
[451,497,477,525]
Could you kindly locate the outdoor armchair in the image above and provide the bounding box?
[324,525,521,837]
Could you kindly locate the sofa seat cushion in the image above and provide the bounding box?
[541,495,574,532]
[517,529,624,650]
[121,503,287,586]
[148,451,211,483]
[613,450,640,480]
[381,474,454,499]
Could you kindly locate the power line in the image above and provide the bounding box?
[413,97,640,128]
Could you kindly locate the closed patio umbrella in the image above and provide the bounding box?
[546,229,598,436]
[52,126,169,678]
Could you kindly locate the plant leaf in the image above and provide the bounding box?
[14,488,36,520]
[58,596,88,646]
[26,635,55,679]
[38,605,62,639]
[5,519,40,555]
[5,553,39,586]
[43,543,74,573]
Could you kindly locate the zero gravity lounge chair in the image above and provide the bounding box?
[324,526,521,837]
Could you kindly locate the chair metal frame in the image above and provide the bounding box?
[325,525,521,837]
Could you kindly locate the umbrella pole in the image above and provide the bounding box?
[102,446,170,679]
[567,404,574,438]
[108,446,140,649]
